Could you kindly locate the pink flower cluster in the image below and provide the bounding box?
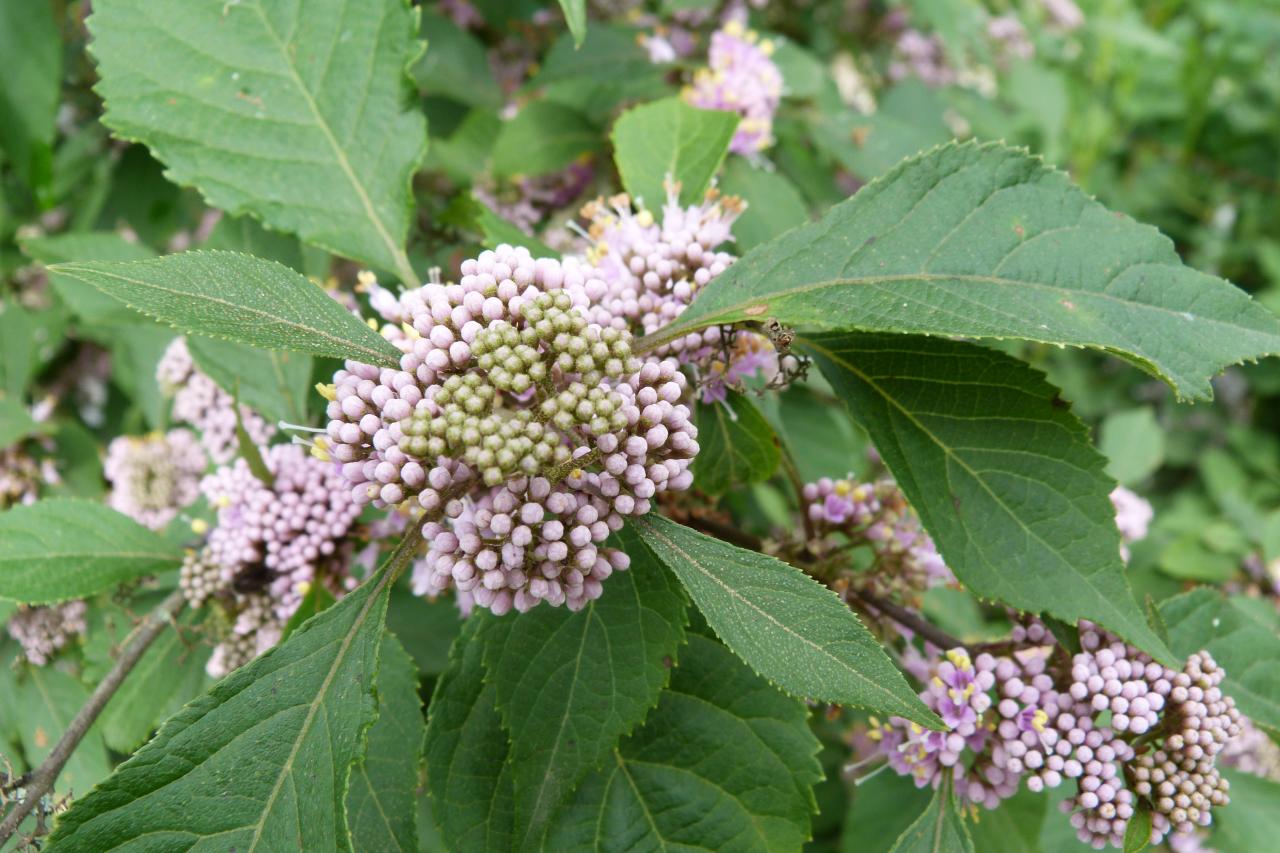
[684,19,784,155]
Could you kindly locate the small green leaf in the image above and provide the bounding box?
[88,0,427,282]
[190,335,313,426]
[1160,588,1280,732]
[692,392,781,496]
[719,157,809,251]
[424,619,515,852]
[806,332,1173,661]
[1122,807,1153,853]
[232,386,275,487]
[611,97,739,208]
[1099,408,1165,485]
[0,500,184,604]
[46,561,399,851]
[962,787,1046,853]
[557,0,587,47]
[631,515,942,727]
[386,583,462,676]
[844,769,934,853]
[0,398,40,450]
[481,527,688,848]
[492,101,599,178]
[346,632,421,852]
[811,81,951,180]
[49,251,403,367]
[545,634,822,851]
[642,141,1280,401]
[890,784,975,853]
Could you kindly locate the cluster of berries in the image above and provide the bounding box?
[156,338,275,463]
[864,621,1243,849]
[6,601,87,666]
[104,430,205,530]
[683,19,783,155]
[325,246,698,613]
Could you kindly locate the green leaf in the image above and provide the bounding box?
[189,335,313,426]
[0,398,40,450]
[88,0,427,283]
[758,383,872,484]
[282,581,338,641]
[14,666,112,797]
[1160,588,1280,732]
[719,157,809,251]
[110,322,177,430]
[962,787,1047,853]
[481,527,688,848]
[811,81,951,180]
[424,619,515,852]
[48,251,403,367]
[630,515,941,727]
[531,25,671,123]
[806,332,1172,660]
[346,632,421,852]
[22,231,156,325]
[844,769,934,853]
[470,196,561,259]
[557,0,587,48]
[545,633,821,851]
[386,583,462,676]
[204,214,325,276]
[641,141,1280,400]
[45,562,399,851]
[1122,807,1152,853]
[0,0,61,185]
[1099,408,1165,485]
[692,392,781,496]
[414,11,502,108]
[890,785,975,853]
[611,97,739,208]
[0,500,184,604]
[1211,769,1280,851]
[492,101,599,178]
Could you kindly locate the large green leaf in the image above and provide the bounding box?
[807,332,1172,660]
[0,500,184,604]
[45,565,398,851]
[544,633,822,852]
[481,528,688,848]
[631,515,941,727]
[640,142,1280,400]
[692,392,781,496]
[1160,588,1280,732]
[611,97,739,208]
[491,101,599,178]
[424,619,515,852]
[48,251,403,367]
[88,0,427,283]
[346,632,421,852]
[0,0,61,185]
[890,785,975,853]
[188,335,313,426]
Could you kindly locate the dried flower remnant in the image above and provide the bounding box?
[6,601,87,666]
[104,430,205,530]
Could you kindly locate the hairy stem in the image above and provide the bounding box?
[0,590,186,846]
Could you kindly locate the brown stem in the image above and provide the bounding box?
[847,589,964,652]
[0,590,185,846]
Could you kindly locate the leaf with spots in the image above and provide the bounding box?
[640,141,1280,400]
[630,514,941,728]
[480,526,688,849]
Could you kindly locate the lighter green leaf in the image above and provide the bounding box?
[0,398,40,450]
[544,634,821,852]
[890,785,975,853]
[22,231,156,325]
[962,788,1047,853]
[719,157,809,251]
[49,251,402,367]
[189,336,313,425]
[631,515,941,727]
[641,141,1280,400]
[45,563,398,852]
[1123,808,1153,853]
[1211,769,1280,852]
[807,332,1172,660]
[0,500,184,604]
[811,81,951,180]
[0,0,61,184]
[424,619,515,853]
[692,392,781,496]
[471,197,561,259]
[557,0,587,47]
[481,528,688,848]
[346,632,421,852]
[492,101,599,178]
[1099,407,1164,485]
[612,97,739,208]
[1160,588,1280,732]
[14,667,112,797]
[88,0,426,283]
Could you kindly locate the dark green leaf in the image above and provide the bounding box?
[386,583,462,676]
[963,787,1047,853]
[692,392,781,496]
[1211,769,1280,851]
[0,0,61,185]
[281,581,337,641]
[611,97,739,208]
[0,500,184,604]
[88,0,427,282]
[545,634,822,851]
[642,141,1280,400]
[631,515,941,727]
[719,157,809,251]
[189,335,313,426]
[1122,807,1152,853]
[890,784,975,853]
[414,12,502,108]
[844,769,934,853]
[811,81,952,180]
[46,563,398,851]
[49,251,403,367]
[470,197,561,259]
[346,632,421,852]
[481,527,688,847]
[492,101,599,178]
[807,332,1172,660]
